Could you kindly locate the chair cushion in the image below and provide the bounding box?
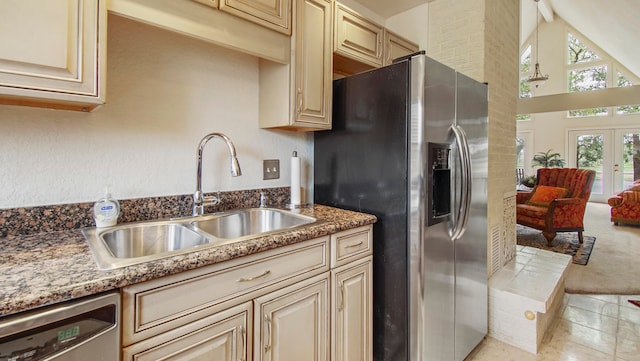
[526,185,568,207]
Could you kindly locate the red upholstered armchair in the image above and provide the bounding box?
[516,168,596,245]
[608,180,640,226]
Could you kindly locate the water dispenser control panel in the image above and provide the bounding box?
[427,143,451,225]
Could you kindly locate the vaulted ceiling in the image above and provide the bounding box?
[354,0,640,78]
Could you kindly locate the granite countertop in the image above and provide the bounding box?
[0,205,376,317]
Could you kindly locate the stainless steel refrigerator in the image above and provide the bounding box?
[314,53,488,361]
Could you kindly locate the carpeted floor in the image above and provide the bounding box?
[563,202,640,295]
[516,225,595,265]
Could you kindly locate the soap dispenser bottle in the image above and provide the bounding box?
[93,186,120,227]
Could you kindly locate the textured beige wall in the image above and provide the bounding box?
[427,0,520,271]
[0,14,312,208]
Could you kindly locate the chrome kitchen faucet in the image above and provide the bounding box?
[193,133,241,216]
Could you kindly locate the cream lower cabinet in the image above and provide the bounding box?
[121,225,373,360]
[332,257,372,361]
[121,236,329,361]
[0,0,106,111]
[123,302,252,361]
[254,274,329,361]
[330,226,373,361]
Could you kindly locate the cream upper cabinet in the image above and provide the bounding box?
[192,0,220,8]
[193,0,291,35]
[259,0,333,130]
[0,0,106,111]
[333,3,383,68]
[383,29,419,65]
[332,2,419,75]
[220,0,292,35]
[254,274,329,361]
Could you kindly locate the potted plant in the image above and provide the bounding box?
[532,149,566,168]
[520,175,537,188]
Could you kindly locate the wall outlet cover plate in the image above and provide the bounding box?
[263,159,280,180]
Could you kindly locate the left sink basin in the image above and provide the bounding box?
[82,221,212,270]
[101,223,208,258]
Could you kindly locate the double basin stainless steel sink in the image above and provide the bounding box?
[81,208,319,270]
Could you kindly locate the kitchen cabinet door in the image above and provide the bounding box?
[220,0,292,35]
[254,274,329,361]
[122,302,252,361]
[333,3,383,68]
[331,256,372,361]
[259,0,333,130]
[192,0,219,8]
[291,0,333,129]
[0,0,106,111]
[383,29,420,65]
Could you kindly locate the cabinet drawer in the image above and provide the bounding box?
[123,301,251,361]
[122,236,329,345]
[331,226,372,267]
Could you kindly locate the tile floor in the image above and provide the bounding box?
[469,202,640,361]
[468,293,640,360]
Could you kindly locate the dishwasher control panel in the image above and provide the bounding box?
[0,291,120,361]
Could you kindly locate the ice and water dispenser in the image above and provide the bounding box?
[427,143,451,225]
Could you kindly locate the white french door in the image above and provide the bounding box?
[568,128,640,203]
[614,128,640,190]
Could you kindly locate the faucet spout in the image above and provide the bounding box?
[193,133,242,216]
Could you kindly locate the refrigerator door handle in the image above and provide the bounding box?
[450,124,472,240]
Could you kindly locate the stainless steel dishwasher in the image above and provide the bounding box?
[0,291,120,361]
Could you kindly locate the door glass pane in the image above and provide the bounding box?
[516,137,525,169]
[622,132,640,187]
[576,134,603,194]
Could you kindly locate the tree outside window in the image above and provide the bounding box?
[518,45,532,121]
[616,72,640,115]
[567,32,608,117]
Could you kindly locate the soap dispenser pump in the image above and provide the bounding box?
[93,186,120,227]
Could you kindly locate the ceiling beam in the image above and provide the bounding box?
[537,0,554,22]
[517,85,640,114]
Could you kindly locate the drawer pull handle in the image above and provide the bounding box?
[238,270,271,282]
[345,241,364,249]
[264,314,272,352]
[239,325,246,361]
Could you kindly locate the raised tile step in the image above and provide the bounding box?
[488,246,572,354]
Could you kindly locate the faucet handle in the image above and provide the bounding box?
[259,192,267,208]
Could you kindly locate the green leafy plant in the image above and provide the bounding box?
[520,175,537,188]
[532,149,566,168]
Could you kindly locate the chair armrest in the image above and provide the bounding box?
[621,191,640,204]
[548,198,587,229]
[516,191,533,204]
[608,195,623,207]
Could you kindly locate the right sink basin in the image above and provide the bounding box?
[191,208,318,240]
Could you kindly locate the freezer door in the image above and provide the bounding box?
[315,60,412,361]
[454,72,488,361]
